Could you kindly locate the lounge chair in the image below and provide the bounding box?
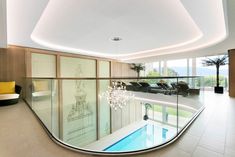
[176,81,200,96]
[157,82,177,95]
[129,82,144,91]
[114,81,135,91]
[137,82,151,92]
[138,82,163,93]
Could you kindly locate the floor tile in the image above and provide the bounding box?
[192,146,224,157]
[1,92,235,157]
[160,147,190,157]
[225,147,235,157]
[199,132,225,153]
[176,134,200,153]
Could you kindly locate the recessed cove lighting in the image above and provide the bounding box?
[111,37,122,41]
[30,0,227,60]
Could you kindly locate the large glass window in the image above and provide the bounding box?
[167,59,187,76]
[145,62,160,77]
[196,55,228,90]
[145,59,188,77]
[143,54,228,89]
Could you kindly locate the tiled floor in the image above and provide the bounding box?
[0,92,235,157]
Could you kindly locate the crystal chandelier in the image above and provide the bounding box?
[99,82,135,110]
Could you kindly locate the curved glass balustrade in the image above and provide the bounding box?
[25,76,204,155]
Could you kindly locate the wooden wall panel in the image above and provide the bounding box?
[111,61,137,77]
[25,49,32,77]
[0,47,26,96]
[0,48,7,79]
[111,61,122,77]
[229,49,235,97]
[0,45,139,98]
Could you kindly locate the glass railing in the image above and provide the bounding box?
[24,76,204,155]
[201,75,228,91]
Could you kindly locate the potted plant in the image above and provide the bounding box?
[202,55,228,94]
[143,103,152,120]
[130,63,145,78]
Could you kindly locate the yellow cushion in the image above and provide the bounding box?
[33,80,49,92]
[0,81,16,94]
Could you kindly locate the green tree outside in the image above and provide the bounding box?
[201,75,228,88]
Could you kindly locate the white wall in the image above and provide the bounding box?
[0,0,7,48]
[111,100,143,132]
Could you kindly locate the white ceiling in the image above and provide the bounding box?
[131,0,235,63]
[6,0,235,62]
[31,0,203,56]
[7,0,49,50]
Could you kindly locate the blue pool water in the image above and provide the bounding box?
[104,124,175,152]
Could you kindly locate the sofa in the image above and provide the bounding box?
[0,82,21,106]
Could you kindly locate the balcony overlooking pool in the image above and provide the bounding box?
[24,76,205,155]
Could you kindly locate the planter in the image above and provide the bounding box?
[214,86,224,94]
[143,115,148,120]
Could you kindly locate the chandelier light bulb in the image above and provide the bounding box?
[99,82,134,110]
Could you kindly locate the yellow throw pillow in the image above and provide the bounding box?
[33,80,49,92]
[0,81,16,94]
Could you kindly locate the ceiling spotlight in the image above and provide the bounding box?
[111,37,122,41]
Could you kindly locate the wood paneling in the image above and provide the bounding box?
[0,45,137,99]
[229,49,235,97]
[25,49,32,77]
[0,47,26,96]
[6,45,136,78]
[111,61,137,77]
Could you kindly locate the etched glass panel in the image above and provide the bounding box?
[31,53,56,77]
[60,56,96,78]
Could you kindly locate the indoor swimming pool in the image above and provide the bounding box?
[25,76,204,155]
[104,124,176,152]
